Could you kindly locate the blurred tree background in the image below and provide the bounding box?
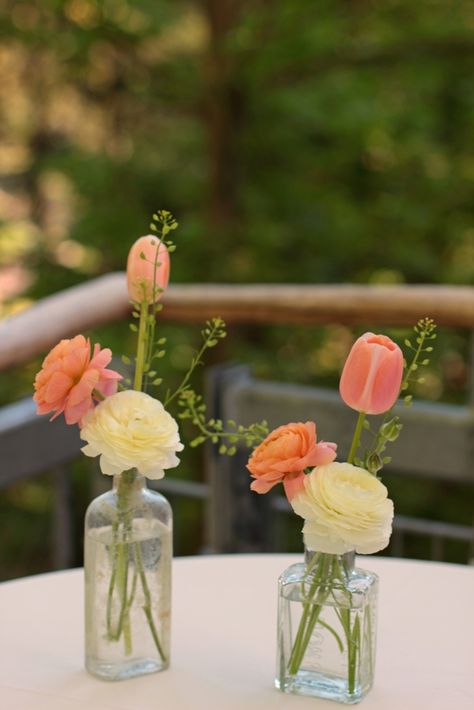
[0,0,473,577]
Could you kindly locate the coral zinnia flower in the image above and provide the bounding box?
[33,335,122,425]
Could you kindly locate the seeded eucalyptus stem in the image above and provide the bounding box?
[164,318,226,407]
[359,318,437,474]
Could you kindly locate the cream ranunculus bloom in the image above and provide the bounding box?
[291,462,394,554]
[80,390,184,479]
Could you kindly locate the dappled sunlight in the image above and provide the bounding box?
[0,265,33,301]
[0,220,38,262]
[54,239,102,272]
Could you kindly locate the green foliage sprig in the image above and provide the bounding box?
[178,389,269,452]
[150,209,178,252]
[123,209,268,456]
[164,317,227,406]
[356,318,437,475]
[125,214,230,406]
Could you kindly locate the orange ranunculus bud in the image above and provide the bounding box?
[339,333,403,415]
[126,235,170,304]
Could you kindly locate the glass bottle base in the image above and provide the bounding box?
[86,655,169,681]
[276,670,367,704]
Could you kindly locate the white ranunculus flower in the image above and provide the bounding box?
[291,462,394,554]
[80,390,184,479]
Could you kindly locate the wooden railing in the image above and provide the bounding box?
[205,365,474,560]
[0,276,473,573]
[0,274,473,370]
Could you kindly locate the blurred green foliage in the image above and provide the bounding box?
[1,0,473,292]
[0,0,473,577]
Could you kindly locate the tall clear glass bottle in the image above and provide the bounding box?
[276,549,378,704]
[84,470,172,681]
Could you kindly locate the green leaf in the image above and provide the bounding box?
[129,323,138,332]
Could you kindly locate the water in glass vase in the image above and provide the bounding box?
[84,475,172,681]
[276,554,378,704]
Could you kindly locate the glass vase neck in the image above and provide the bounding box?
[112,469,146,493]
[304,547,355,575]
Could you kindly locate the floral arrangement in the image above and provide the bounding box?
[32,208,436,690]
[245,320,437,695]
[33,210,268,669]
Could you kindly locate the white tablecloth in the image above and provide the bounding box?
[1,555,473,709]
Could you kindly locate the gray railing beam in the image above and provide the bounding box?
[222,374,474,483]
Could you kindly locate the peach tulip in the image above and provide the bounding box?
[339,332,403,415]
[33,335,122,425]
[127,235,170,304]
[247,422,337,500]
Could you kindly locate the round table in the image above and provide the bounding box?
[1,555,473,709]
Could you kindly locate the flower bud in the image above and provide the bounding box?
[380,418,403,442]
[339,333,403,415]
[366,452,383,475]
[127,235,170,304]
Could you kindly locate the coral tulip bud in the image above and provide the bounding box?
[339,333,403,415]
[127,235,170,304]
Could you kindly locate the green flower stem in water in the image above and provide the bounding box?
[287,554,329,674]
[287,553,361,696]
[104,470,166,661]
[106,522,119,638]
[347,411,366,464]
[134,541,167,663]
[117,536,132,654]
